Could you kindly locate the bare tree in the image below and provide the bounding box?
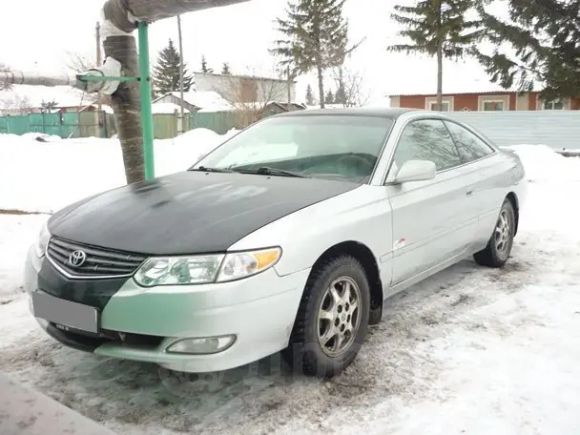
[225,71,284,127]
[0,94,32,115]
[66,51,96,74]
[332,66,368,107]
[0,63,12,90]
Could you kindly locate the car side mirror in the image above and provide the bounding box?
[393,160,436,184]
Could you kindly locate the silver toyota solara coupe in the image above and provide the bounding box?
[25,109,526,377]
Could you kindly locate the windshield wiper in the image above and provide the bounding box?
[234,166,307,178]
[190,166,233,173]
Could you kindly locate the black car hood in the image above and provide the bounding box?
[48,171,359,255]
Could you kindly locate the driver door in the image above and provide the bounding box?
[386,119,477,288]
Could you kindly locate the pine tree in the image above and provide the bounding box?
[334,68,347,105]
[389,1,482,111]
[152,39,193,96]
[272,0,355,109]
[221,62,231,75]
[305,84,314,105]
[476,1,580,100]
[325,89,335,104]
[334,85,347,105]
[201,55,213,74]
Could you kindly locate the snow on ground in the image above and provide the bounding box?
[0,128,236,213]
[0,142,579,434]
[0,214,46,301]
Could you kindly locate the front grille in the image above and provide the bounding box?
[47,237,146,278]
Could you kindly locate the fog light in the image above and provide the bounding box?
[166,335,236,355]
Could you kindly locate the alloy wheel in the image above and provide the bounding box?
[317,276,361,357]
[494,209,512,253]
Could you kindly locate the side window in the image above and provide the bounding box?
[392,119,462,172]
[445,122,494,162]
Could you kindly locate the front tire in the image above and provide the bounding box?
[474,199,515,268]
[284,255,370,377]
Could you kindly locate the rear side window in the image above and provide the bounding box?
[393,119,462,172]
[445,122,494,162]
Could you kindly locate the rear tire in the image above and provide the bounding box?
[474,199,515,268]
[283,255,370,377]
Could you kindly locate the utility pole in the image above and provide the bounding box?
[95,21,102,137]
[177,15,185,135]
[286,65,292,111]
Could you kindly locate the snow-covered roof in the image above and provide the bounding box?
[152,102,187,114]
[170,91,234,112]
[0,84,96,110]
[229,101,305,111]
[193,71,293,84]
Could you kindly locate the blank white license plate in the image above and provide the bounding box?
[32,291,99,334]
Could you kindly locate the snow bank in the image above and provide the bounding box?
[0,129,234,213]
[0,214,46,299]
[0,135,573,215]
[156,128,235,175]
[506,144,580,183]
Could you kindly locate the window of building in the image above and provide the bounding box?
[482,101,505,111]
[445,121,495,163]
[428,101,451,112]
[392,120,462,173]
[542,99,565,110]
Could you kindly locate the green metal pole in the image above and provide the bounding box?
[138,21,155,180]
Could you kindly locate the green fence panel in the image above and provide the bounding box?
[189,112,238,135]
[61,112,79,138]
[0,111,238,139]
[27,113,62,136]
[0,111,111,138]
[153,114,177,139]
[0,115,31,135]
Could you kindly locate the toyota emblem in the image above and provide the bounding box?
[69,250,87,267]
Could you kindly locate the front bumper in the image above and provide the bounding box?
[24,247,310,372]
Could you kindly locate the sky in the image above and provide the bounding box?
[0,0,508,104]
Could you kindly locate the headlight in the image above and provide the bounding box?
[134,255,224,287]
[217,248,281,282]
[133,247,281,287]
[34,222,50,258]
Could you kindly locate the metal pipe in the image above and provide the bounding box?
[0,71,73,87]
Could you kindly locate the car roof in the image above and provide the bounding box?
[275,107,416,119]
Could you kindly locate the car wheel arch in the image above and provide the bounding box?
[506,192,519,235]
[306,241,384,325]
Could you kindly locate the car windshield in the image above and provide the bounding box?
[194,115,394,183]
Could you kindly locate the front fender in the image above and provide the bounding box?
[228,185,393,285]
